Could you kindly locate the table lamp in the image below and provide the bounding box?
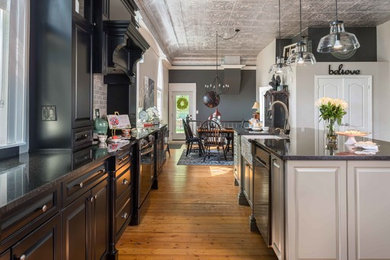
[252,101,260,120]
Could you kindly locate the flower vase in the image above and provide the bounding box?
[326,119,338,149]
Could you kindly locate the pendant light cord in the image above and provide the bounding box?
[335,0,338,21]
[299,0,302,39]
[278,0,281,60]
[215,31,218,79]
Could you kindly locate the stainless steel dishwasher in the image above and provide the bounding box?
[253,145,272,246]
[138,135,155,211]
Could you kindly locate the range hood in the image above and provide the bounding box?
[104,20,149,78]
[222,56,245,95]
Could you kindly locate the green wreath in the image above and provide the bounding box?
[176,97,189,110]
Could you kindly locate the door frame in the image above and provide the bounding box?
[168,83,197,141]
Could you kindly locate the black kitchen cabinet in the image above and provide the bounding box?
[90,179,109,260]
[62,191,89,260]
[0,250,9,260]
[29,0,94,151]
[12,215,61,260]
[72,20,93,129]
[62,177,109,260]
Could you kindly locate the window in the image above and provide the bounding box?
[0,0,28,149]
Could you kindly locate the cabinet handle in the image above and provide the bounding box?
[42,204,48,212]
[94,194,98,200]
[119,155,130,163]
[122,179,129,185]
[121,212,128,219]
[90,196,94,203]
[20,255,26,260]
[75,182,84,188]
[273,160,280,169]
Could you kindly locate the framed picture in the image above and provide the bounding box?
[283,43,297,61]
[143,76,155,110]
[107,114,131,129]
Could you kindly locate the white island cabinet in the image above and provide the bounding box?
[285,160,390,260]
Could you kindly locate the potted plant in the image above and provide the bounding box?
[316,97,348,148]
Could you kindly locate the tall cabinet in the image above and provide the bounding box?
[29,0,94,151]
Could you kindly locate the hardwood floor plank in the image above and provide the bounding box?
[118,148,276,259]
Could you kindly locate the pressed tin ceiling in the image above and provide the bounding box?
[134,0,390,65]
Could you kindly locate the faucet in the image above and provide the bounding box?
[268,100,290,135]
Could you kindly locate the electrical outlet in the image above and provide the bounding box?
[42,105,57,121]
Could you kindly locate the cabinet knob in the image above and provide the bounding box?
[121,212,128,219]
[122,179,129,185]
[90,196,94,203]
[79,182,84,188]
[42,204,48,212]
[20,255,26,260]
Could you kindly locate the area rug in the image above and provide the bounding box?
[169,143,183,149]
[177,149,233,166]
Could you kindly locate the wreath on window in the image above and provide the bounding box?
[176,97,189,110]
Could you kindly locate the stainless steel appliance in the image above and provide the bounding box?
[253,146,271,246]
[138,135,155,214]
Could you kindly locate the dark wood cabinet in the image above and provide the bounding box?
[0,250,9,260]
[72,21,93,129]
[62,191,89,260]
[62,177,109,260]
[12,215,61,260]
[90,179,109,260]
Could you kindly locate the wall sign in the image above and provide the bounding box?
[328,64,361,75]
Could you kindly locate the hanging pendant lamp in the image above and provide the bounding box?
[317,0,360,53]
[269,0,291,75]
[287,0,316,65]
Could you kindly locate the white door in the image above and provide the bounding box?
[315,76,372,150]
[169,88,196,140]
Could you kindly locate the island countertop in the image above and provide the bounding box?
[250,128,390,160]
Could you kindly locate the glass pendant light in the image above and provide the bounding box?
[269,0,291,75]
[287,0,316,65]
[317,0,360,53]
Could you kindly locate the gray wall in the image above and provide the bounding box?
[169,70,256,121]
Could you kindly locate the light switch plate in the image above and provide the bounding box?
[42,105,57,121]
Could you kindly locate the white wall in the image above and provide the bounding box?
[377,20,390,141]
[137,21,170,124]
[256,39,276,91]
[290,62,389,141]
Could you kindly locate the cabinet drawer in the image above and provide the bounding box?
[116,150,131,170]
[1,188,59,242]
[12,214,61,260]
[115,198,131,239]
[0,250,9,260]
[72,127,93,150]
[63,164,107,205]
[116,166,131,199]
[255,146,270,168]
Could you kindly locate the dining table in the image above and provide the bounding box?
[197,127,234,155]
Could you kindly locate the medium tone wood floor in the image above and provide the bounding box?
[117,147,277,260]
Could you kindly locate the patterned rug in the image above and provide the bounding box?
[169,143,183,149]
[177,149,234,166]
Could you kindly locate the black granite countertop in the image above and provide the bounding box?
[0,125,167,215]
[250,128,390,160]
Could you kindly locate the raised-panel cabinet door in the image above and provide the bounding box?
[91,179,109,260]
[0,250,10,260]
[286,161,348,260]
[62,192,90,260]
[73,21,93,128]
[12,215,61,260]
[347,161,390,260]
[271,156,284,260]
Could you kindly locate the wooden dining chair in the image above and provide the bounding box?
[199,120,227,161]
[183,119,203,156]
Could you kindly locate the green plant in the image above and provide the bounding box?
[316,97,348,136]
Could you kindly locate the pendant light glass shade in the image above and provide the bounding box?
[287,41,316,65]
[269,57,292,74]
[317,20,360,53]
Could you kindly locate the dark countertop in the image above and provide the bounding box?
[250,128,390,160]
[0,124,167,215]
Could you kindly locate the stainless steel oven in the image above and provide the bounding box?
[253,146,271,246]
